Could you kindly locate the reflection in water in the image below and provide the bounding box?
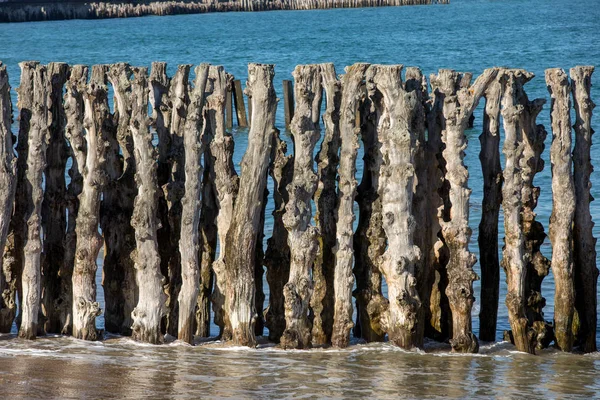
[0,335,598,398]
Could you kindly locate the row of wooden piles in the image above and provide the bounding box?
[0,0,449,23]
[0,61,595,355]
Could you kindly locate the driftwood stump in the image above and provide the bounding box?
[223,64,276,346]
[130,67,168,344]
[0,64,17,333]
[281,65,322,349]
[311,63,340,346]
[178,64,209,344]
[570,66,598,353]
[546,68,576,352]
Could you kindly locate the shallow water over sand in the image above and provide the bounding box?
[0,0,600,397]
[1,334,599,399]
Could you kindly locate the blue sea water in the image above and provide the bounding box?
[0,0,599,398]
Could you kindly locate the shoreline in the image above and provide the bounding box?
[0,0,449,23]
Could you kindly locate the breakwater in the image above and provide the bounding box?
[0,60,596,355]
[0,0,449,23]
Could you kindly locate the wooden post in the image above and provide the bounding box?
[207,66,239,339]
[61,65,88,336]
[103,63,137,336]
[20,63,51,339]
[546,68,576,352]
[430,68,498,353]
[226,74,234,130]
[0,64,17,335]
[283,79,294,129]
[148,61,171,338]
[164,64,191,338]
[178,64,210,344]
[353,79,387,344]
[233,79,248,127]
[281,65,323,350]
[311,63,341,346]
[130,67,168,344]
[518,80,551,350]
[405,67,431,348]
[223,63,277,347]
[40,62,69,335]
[478,72,503,343]
[366,64,422,349]
[264,129,292,343]
[501,69,535,354]
[570,65,597,353]
[331,63,367,348]
[71,64,111,341]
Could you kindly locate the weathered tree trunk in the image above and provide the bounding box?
[264,129,292,343]
[0,64,17,333]
[148,62,172,336]
[501,69,536,354]
[178,64,209,344]
[130,67,168,344]
[405,67,431,348]
[206,65,239,339]
[546,68,576,352]
[477,72,503,343]
[20,63,51,339]
[61,65,88,335]
[570,65,597,353]
[71,65,110,341]
[281,64,322,350]
[330,63,367,348]
[311,62,340,346]
[367,64,421,349]
[102,63,138,335]
[223,63,276,347]
[164,65,191,338]
[431,68,497,353]
[40,62,68,335]
[2,61,37,333]
[353,85,387,343]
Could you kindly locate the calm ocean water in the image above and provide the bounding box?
[0,0,600,398]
